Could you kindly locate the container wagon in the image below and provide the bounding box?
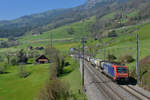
[86,56,90,62]
[95,59,102,69]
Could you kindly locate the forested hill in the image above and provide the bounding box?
[0,0,149,38]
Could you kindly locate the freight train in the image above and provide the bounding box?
[85,56,129,82]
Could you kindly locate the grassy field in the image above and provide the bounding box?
[0,64,50,100]
[101,12,116,20]
[0,16,96,56]
[0,23,84,100]
[0,55,87,100]
[93,21,150,71]
[0,40,85,100]
[62,56,87,99]
[20,16,96,45]
[1,12,150,100]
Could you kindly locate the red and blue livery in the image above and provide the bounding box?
[102,62,129,81]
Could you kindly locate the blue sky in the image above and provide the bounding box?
[0,0,87,20]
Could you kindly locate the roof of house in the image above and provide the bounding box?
[36,55,49,62]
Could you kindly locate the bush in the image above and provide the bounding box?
[45,47,59,61]
[49,62,57,80]
[108,30,118,38]
[45,47,65,77]
[67,27,74,35]
[107,54,117,62]
[0,63,8,74]
[18,65,30,78]
[17,49,28,64]
[55,54,65,77]
[38,79,74,100]
[11,58,18,65]
[49,54,65,77]
[119,54,135,64]
[0,66,5,74]
[0,56,4,62]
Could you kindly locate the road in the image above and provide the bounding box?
[78,58,150,100]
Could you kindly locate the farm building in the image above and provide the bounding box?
[36,55,49,64]
[35,47,44,50]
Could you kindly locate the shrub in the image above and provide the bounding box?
[0,66,5,74]
[108,30,118,38]
[55,54,65,77]
[45,47,65,77]
[0,56,4,62]
[17,49,28,64]
[49,62,57,80]
[0,63,8,74]
[119,54,135,64]
[11,58,18,65]
[45,47,59,61]
[67,27,74,35]
[18,65,30,78]
[38,79,74,100]
[0,63,9,74]
[107,54,117,62]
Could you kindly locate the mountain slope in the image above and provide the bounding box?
[0,0,149,38]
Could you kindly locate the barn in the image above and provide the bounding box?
[36,55,49,64]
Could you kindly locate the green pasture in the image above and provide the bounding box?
[95,22,150,71]
[20,16,96,44]
[62,56,87,100]
[0,64,49,100]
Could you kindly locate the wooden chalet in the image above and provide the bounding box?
[36,55,49,64]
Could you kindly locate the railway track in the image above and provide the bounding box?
[120,85,150,100]
[84,60,150,100]
[85,62,124,100]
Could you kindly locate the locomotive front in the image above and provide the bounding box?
[115,65,129,82]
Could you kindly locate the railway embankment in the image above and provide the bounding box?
[79,57,150,100]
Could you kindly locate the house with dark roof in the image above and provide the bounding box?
[36,55,49,64]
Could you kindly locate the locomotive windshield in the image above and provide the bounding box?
[117,67,127,73]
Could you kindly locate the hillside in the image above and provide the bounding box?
[1,0,150,99]
[0,0,150,38]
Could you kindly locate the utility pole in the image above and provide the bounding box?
[104,42,106,61]
[81,38,85,90]
[136,34,140,84]
[50,33,53,48]
[78,46,80,62]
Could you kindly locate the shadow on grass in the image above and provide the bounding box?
[19,72,31,78]
[60,68,74,77]
[0,71,10,74]
[27,62,33,64]
[60,62,74,77]
[65,62,71,67]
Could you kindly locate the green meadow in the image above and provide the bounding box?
[62,56,87,99]
[0,18,86,100]
[94,22,150,71]
[0,11,150,99]
[0,64,50,100]
[0,56,87,100]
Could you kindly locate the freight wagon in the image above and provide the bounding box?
[86,56,90,62]
[90,58,95,66]
[95,59,102,69]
